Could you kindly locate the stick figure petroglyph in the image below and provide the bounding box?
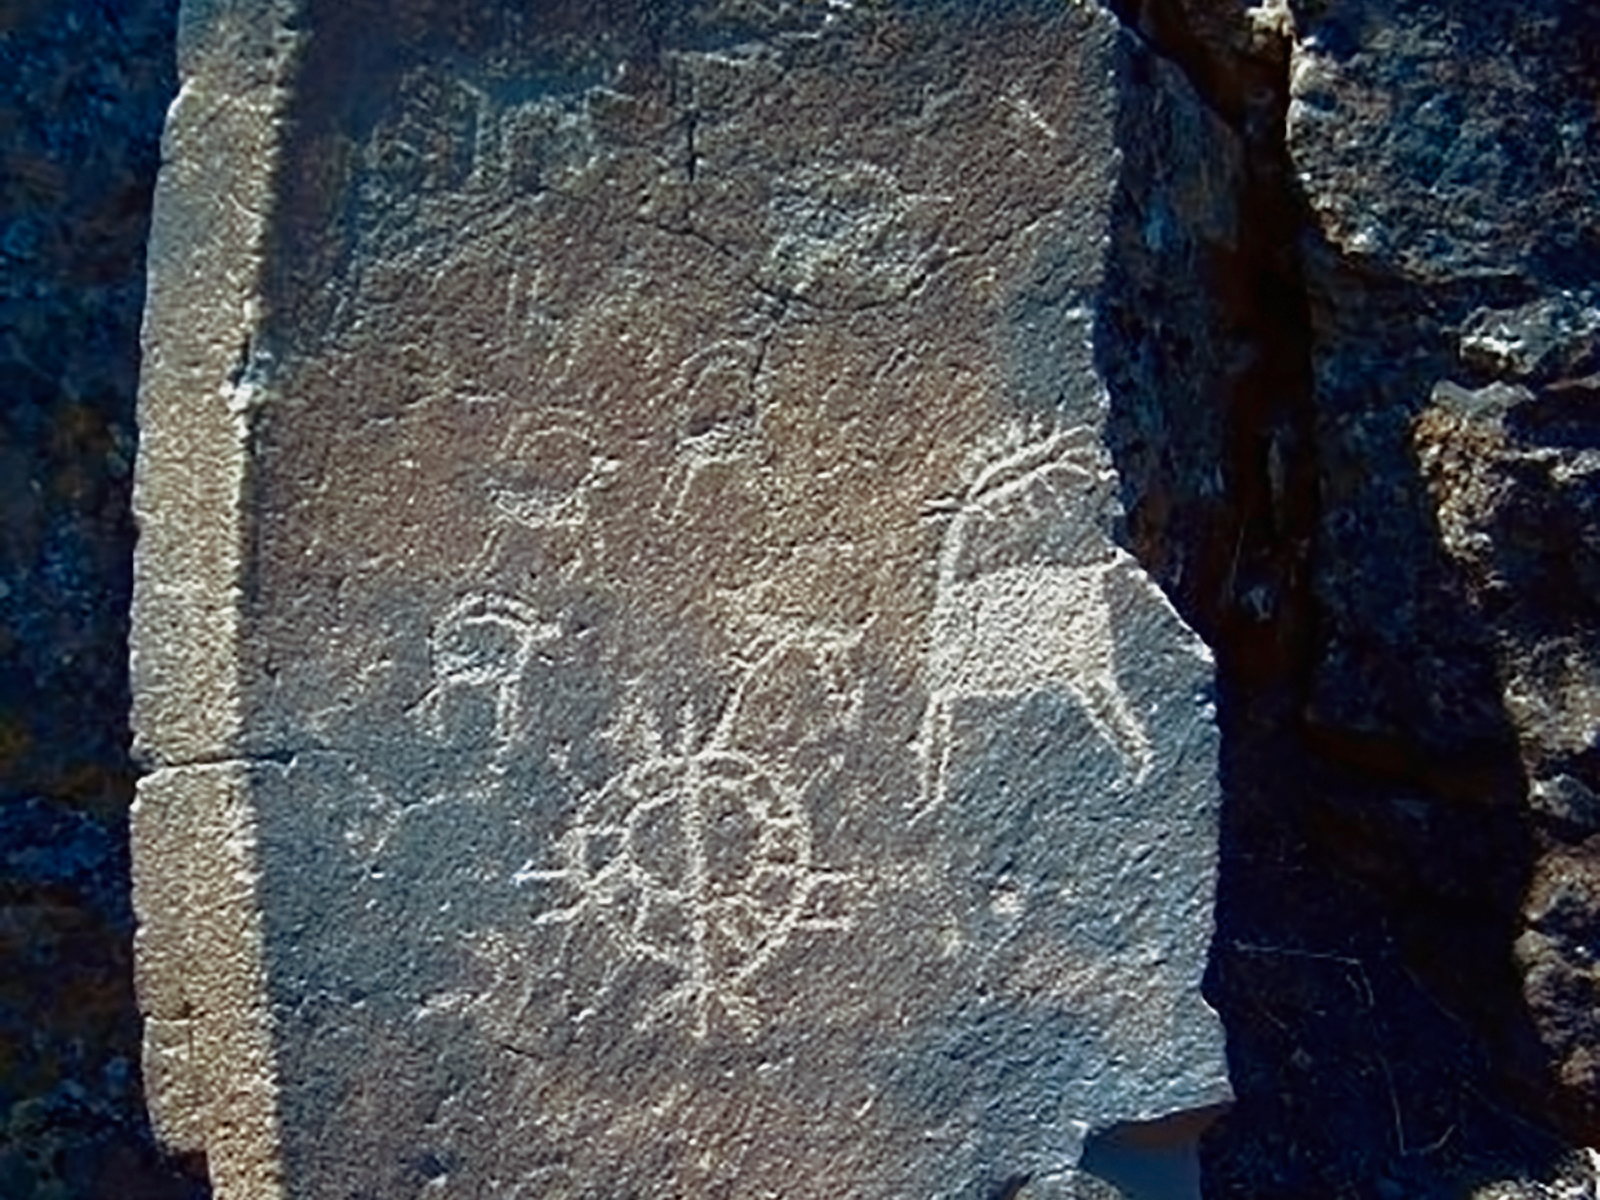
[517,632,858,1041]
[917,427,1153,818]
[413,592,560,757]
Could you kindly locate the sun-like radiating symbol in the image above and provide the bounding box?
[517,637,859,1041]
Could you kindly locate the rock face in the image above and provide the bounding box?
[1283,0,1600,1137]
[1100,0,1600,1192]
[131,2,1235,1196]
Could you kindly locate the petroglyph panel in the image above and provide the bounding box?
[132,2,1232,1196]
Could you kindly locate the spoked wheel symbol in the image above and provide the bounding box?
[521,745,851,1039]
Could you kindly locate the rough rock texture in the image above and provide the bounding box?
[1284,0,1600,1143]
[1106,0,1600,1195]
[131,1,1239,1196]
[0,0,204,1195]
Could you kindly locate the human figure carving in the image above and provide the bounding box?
[918,427,1153,817]
[413,592,560,757]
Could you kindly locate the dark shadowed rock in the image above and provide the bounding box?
[1,0,207,1195]
[1282,0,1600,1139]
[1079,0,1600,1193]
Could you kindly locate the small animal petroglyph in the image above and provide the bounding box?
[484,413,620,531]
[518,633,857,1040]
[918,427,1153,817]
[465,409,621,586]
[412,592,560,756]
[654,341,766,522]
[762,162,952,308]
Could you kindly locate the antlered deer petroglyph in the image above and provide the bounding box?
[918,426,1153,816]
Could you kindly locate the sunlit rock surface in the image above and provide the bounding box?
[129,2,1235,1196]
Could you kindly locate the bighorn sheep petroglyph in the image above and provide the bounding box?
[918,426,1153,816]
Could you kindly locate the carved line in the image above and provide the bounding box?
[518,634,859,1040]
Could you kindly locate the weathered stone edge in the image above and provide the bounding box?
[132,764,286,1199]
[131,0,294,769]
[129,1,300,1192]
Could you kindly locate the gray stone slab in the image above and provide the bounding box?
[131,2,1231,1195]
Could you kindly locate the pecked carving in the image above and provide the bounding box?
[919,427,1154,816]
[516,630,860,1041]
[412,592,561,757]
